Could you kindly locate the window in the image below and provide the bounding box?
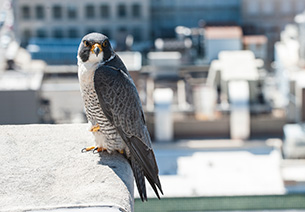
[247,0,259,16]
[262,1,273,15]
[133,27,142,41]
[86,28,95,34]
[35,5,44,19]
[119,27,127,32]
[86,5,95,19]
[36,28,47,38]
[132,3,141,18]
[101,28,111,38]
[53,28,63,38]
[21,5,30,19]
[117,4,127,18]
[68,28,79,38]
[281,0,291,15]
[23,29,31,40]
[68,6,77,19]
[53,5,62,19]
[100,4,110,18]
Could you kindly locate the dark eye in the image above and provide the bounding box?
[83,40,90,47]
[102,41,107,48]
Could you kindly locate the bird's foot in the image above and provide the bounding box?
[89,124,100,132]
[81,146,96,153]
[93,147,107,154]
[81,146,107,153]
[81,147,124,154]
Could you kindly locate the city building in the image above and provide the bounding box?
[204,26,243,63]
[274,12,305,159]
[0,43,49,124]
[241,0,305,63]
[13,0,150,46]
[274,24,301,121]
[151,0,241,39]
[243,35,268,62]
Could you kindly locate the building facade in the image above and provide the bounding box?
[151,0,241,38]
[13,0,150,46]
[241,0,305,63]
[12,0,305,65]
[205,26,243,63]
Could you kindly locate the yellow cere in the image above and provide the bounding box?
[90,43,102,54]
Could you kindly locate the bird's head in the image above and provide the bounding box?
[78,32,113,64]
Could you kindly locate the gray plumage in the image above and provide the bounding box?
[77,33,163,201]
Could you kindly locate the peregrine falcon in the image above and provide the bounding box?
[77,32,163,201]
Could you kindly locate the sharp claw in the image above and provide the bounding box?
[93,147,99,154]
[81,148,87,153]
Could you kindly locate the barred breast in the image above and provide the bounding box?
[81,83,128,153]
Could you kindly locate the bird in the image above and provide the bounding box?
[77,32,163,201]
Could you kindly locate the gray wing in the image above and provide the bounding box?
[94,64,163,200]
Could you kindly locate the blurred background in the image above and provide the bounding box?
[1,0,305,211]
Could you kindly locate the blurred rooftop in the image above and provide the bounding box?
[243,35,268,45]
[0,70,43,90]
[205,26,243,39]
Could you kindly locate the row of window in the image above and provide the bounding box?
[21,3,142,20]
[246,0,305,16]
[22,27,143,41]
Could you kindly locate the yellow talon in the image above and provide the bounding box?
[98,147,107,152]
[96,147,107,153]
[119,150,124,154]
[90,124,100,132]
[86,146,95,151]
[81,146,106,153]
[81,146,96,152]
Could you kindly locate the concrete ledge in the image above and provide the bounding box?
[0,124,134,212]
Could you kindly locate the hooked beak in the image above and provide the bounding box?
[91,43,102,57]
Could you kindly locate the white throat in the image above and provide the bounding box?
[77,52,115,86]
[77,55,101,87]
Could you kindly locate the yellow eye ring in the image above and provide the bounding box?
[102,41,107,48]
[83,40,89,47]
